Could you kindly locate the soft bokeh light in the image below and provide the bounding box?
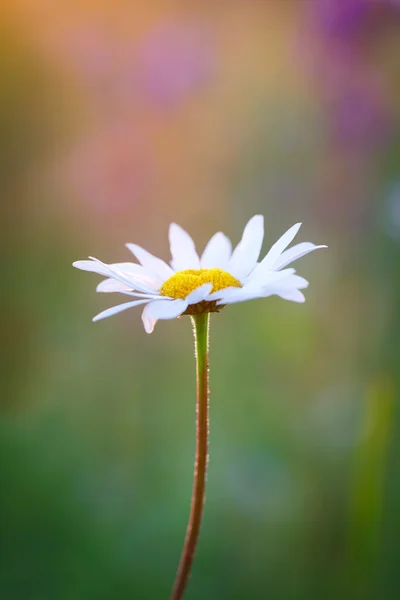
[3,1,400,599]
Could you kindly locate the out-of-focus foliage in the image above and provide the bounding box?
[2,1,400,599]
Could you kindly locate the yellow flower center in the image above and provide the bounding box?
[160,268,241,300]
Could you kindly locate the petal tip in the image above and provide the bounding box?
[142,319,154,334]
[72,260,92,271]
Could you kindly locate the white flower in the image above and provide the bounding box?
[73,216,327,333]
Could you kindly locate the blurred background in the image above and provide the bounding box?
[2,1,400,598]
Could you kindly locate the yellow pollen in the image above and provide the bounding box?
[160,268,241,300]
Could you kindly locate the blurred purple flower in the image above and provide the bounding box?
[315,0,369,39]
[135,21,214,108]
[313,0,400,42]
[303,0,398,149]
[57,20,215,111]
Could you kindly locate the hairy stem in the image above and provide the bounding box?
[170,313,210,600]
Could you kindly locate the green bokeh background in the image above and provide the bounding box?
[2,2,400,599]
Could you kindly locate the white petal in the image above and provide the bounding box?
[260,277,309,299]
[249,223,301,280]
[74,256,158,294]
[206,290,228,301]
[227,215,264,280]
[89,257,159,294]
[200,232,232,269]
[110,262,160,292]
[206,268,294,303]
[126,243,174,282]
[215,274,271,303]
[73,260,112,278]
[273,274,309,290]
[213,267,297,305]
[96,276,161,298]
[92,299,150,322]
[248,267,296,289]
[186,283,213,305]
[272,242,313,268]
[141,298,188,334]
[96,278,132,293]
[273,243,328,270]
[120,291,164,299]
[275,289,306,303]
[169,223,200,271]
[215,285,263,305]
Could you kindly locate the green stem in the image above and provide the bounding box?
[170,313,210,600]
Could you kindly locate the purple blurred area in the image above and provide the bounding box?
[315,0,370,38]
[56,19,214,109]
[305,0,400,150]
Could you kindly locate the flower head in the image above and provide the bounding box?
[73,216,326,333]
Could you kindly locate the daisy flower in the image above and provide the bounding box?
[73,215,326,333]
[73,215,326,600]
